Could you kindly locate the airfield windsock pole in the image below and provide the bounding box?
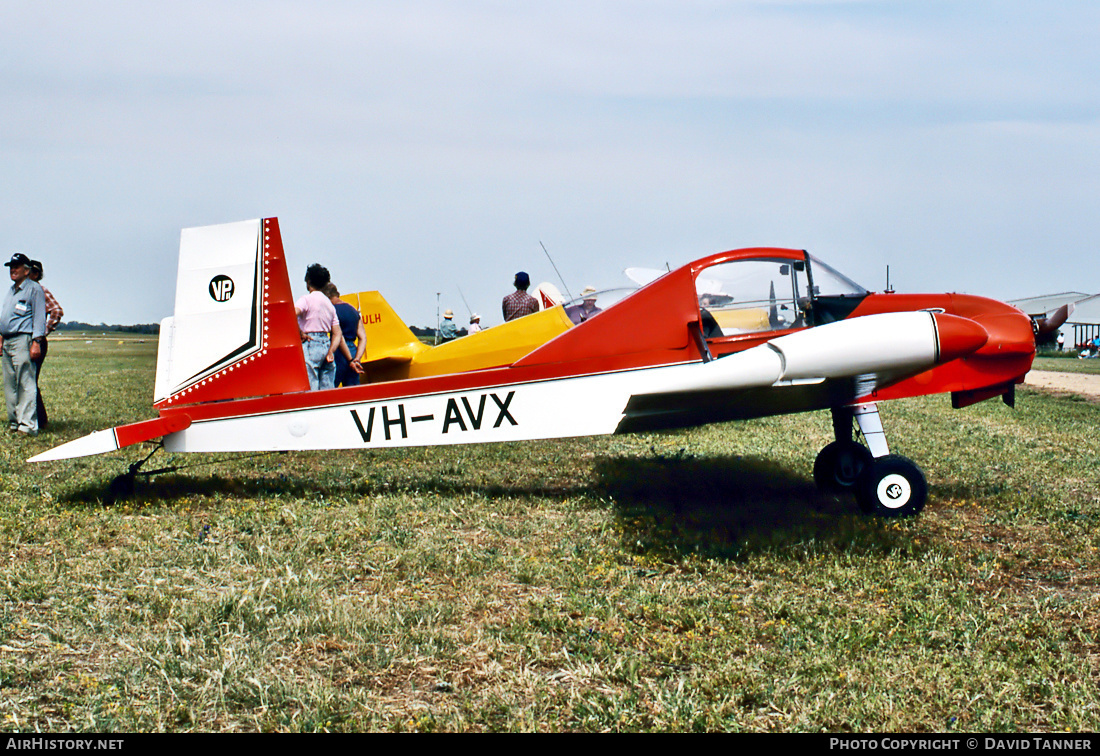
[540,241,576,304]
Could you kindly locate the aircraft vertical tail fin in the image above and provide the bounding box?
[153,217,309,408]
[535,282,563,309]
[339,290,430,364]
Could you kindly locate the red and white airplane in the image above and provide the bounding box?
[31,218,1035,517]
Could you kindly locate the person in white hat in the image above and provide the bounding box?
[468,313,483,334]
[566,285,602,324]
[440,308,458,342]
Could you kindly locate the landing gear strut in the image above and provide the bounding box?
[105,444,179,505]
[814,404,928,517]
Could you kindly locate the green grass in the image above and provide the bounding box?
[1,340,1098,731]
[1033,355,1100,375]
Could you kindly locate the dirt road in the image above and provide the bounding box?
[1024,369,1100,400]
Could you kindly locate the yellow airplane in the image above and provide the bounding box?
[339,291,575,383]
[339,287,775,383]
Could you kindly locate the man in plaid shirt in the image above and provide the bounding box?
[502,271,539,322]
[28,260,62,429]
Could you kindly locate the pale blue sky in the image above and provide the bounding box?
[2,1,1097,326]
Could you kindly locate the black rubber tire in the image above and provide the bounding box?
[854,455,928,517]
[813,441,873,492]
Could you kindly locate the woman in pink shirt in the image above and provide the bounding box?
[295,264,343,390]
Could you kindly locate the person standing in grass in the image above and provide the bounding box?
[295,264,343,390]
[27,260,62,429]
[322,282,366,387]
[0,253,46,436]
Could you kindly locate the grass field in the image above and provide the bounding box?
[1034,355,1100,375]
[2,340,1098,732]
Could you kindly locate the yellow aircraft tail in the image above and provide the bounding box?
[339,290,575,383]
[340,291,431,367]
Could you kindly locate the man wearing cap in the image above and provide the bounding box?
[28,260,63,428]
[0,253,47,436]
[440,309,458,342]
[502,271,538,322]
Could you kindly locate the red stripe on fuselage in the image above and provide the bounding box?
[157,351,699,425]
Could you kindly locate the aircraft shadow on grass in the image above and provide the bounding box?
[63,452,915,561]
[592,454,916,560]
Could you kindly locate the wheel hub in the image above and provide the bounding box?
[877,473,912,508]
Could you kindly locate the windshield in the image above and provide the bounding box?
[563,286,639,324]
[807,255,868,298]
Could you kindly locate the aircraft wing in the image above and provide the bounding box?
[624,267,665,287]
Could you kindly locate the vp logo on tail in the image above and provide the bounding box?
[209,275,235,302]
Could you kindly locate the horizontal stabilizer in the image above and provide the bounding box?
[28,415,192,463]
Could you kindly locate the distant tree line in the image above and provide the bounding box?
[55,322,161,335]
[54,322,475,339]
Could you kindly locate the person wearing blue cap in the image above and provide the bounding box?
[502,271,538,322]
[0,253,47,436]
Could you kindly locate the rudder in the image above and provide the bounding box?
[154,217,308,407]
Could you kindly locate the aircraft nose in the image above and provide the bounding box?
[972,312,1038,357]
[933,313,989,364]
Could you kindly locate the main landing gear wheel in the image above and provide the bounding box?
[813,441,873,492]
[854,455,927,518]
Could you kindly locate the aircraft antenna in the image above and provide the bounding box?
[456,286,474,317]
[539,241,576,303]
[886,265,894,294]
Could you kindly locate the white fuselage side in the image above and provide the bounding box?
[162,312,941,453]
